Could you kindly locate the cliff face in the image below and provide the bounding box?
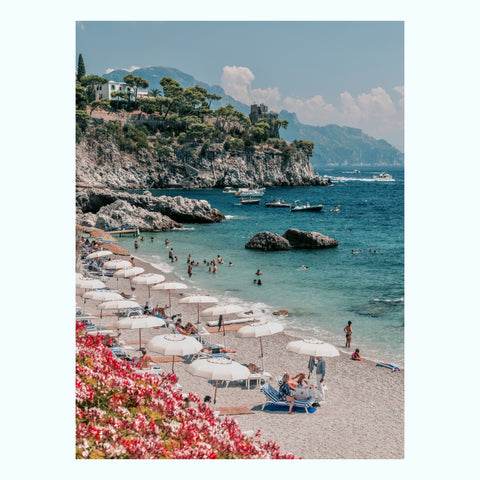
[76,123,329,190]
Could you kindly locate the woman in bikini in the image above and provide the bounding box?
[344,321,353,348]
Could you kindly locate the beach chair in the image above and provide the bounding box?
[260,383,314,414]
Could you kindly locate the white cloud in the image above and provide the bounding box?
[221,66,255,104]
[221,65,281,110]
[105,68,115,74]
[283,87,404,148]
[221,64,403,148]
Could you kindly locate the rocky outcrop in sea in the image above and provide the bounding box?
[245,229,338,250]
[76,188,225,231]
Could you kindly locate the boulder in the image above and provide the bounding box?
[245,232,291,251]
[93,200,182,232]
[283,228,338,249]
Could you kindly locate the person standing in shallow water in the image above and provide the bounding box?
[188,263,193,278]
[344,321,353,348]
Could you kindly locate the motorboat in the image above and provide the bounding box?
[235,187,266,197]
[373,171,394,181]
[265,200,291,208]
[354,169,361,173]
[240,197,261,205]
[222,187,237,194]
[290,200,324,212]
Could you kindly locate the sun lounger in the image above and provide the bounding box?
[260,383,314,413]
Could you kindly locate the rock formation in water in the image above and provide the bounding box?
[283,228,338,249]
[245,232,292,251]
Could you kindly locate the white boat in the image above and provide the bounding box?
[235,187,266,197]
[240,197,261,205]
[222,187,237,194]
[290,200,324,212]
[373,172,394,181]
[354,169,361,173]
[265,199,291,208]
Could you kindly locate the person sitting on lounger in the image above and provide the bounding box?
[175,320,188,335]
[201,347,236,354]
[138,347,155,369]
[291,372,308,387]
[247,363,260,374]
[184,322,198,335]
[279,373,303,415]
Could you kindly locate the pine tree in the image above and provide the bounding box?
[77,54,86,81]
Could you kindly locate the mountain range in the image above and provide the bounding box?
[104,66,404,168]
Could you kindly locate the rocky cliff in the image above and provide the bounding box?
[76,122,330,190]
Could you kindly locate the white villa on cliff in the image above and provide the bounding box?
[95,81,149,101]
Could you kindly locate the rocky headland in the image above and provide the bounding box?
[76,119,331,190]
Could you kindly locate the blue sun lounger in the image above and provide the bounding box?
[260,383,314,414]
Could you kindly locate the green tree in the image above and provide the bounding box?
[292,139,315,158]
[76,81,87,110]
[77,54,86,81]
[250,120,271,143]
[271,119,289,137]
[80,75,108,103]
[149,88,160,98]
[160,77,184,117]
[123,74,149,103]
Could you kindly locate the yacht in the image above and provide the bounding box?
[235,187,266,197]
[373,172,394,181]
[290,200,324,212]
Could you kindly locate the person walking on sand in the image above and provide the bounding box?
[344,321,353,348]
[315,356,326,403]
[187,263,193,278]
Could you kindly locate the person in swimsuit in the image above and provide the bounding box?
[138,348,155,369]
[344,321,353,348]
[279,373,303,415]
[351,348,364,361]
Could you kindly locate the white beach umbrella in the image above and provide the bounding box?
[200,304,244,316]
[98,299,140,320]
[151,282,188,308]
[103,259,132,270]
[76,278,105,291]
[113,266,145,290]
[82,290,123,314]
[86,250,112,260]
[286,338,340,357]
[186,357,250,404]
[117,315,166,348]
[147,333,203,372]
[131,273,165,306]
[83,291,123,302]
[286,338,340,378]
[236,320,284,370]
[179,295,219,324]
[113,267,145,279]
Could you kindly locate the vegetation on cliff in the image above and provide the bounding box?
[75,56,314,168]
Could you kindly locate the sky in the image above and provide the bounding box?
[76,21,404,150]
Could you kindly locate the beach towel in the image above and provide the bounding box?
[263,404,317,414]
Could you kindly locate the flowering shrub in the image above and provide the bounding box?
[75,322,294,459]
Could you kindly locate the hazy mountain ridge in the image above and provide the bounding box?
[103,66,403,168]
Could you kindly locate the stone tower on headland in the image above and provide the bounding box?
[249,104,281,138]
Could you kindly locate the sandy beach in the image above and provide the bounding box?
[77,255,404,459]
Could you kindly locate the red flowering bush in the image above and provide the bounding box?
[75,322,294,459]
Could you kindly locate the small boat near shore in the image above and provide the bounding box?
[240,197,261,205]
[235,187,266,197]
[265,200,291,208]
[373,172,394,181]
[290,200,324,212]
[222,187,237,194]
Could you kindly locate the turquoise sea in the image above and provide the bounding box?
[116,166,404,366]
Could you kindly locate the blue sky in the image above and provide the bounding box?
[76,21,404,149]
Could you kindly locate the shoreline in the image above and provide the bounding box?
[78,253,404,459]
[133,251,404,369]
